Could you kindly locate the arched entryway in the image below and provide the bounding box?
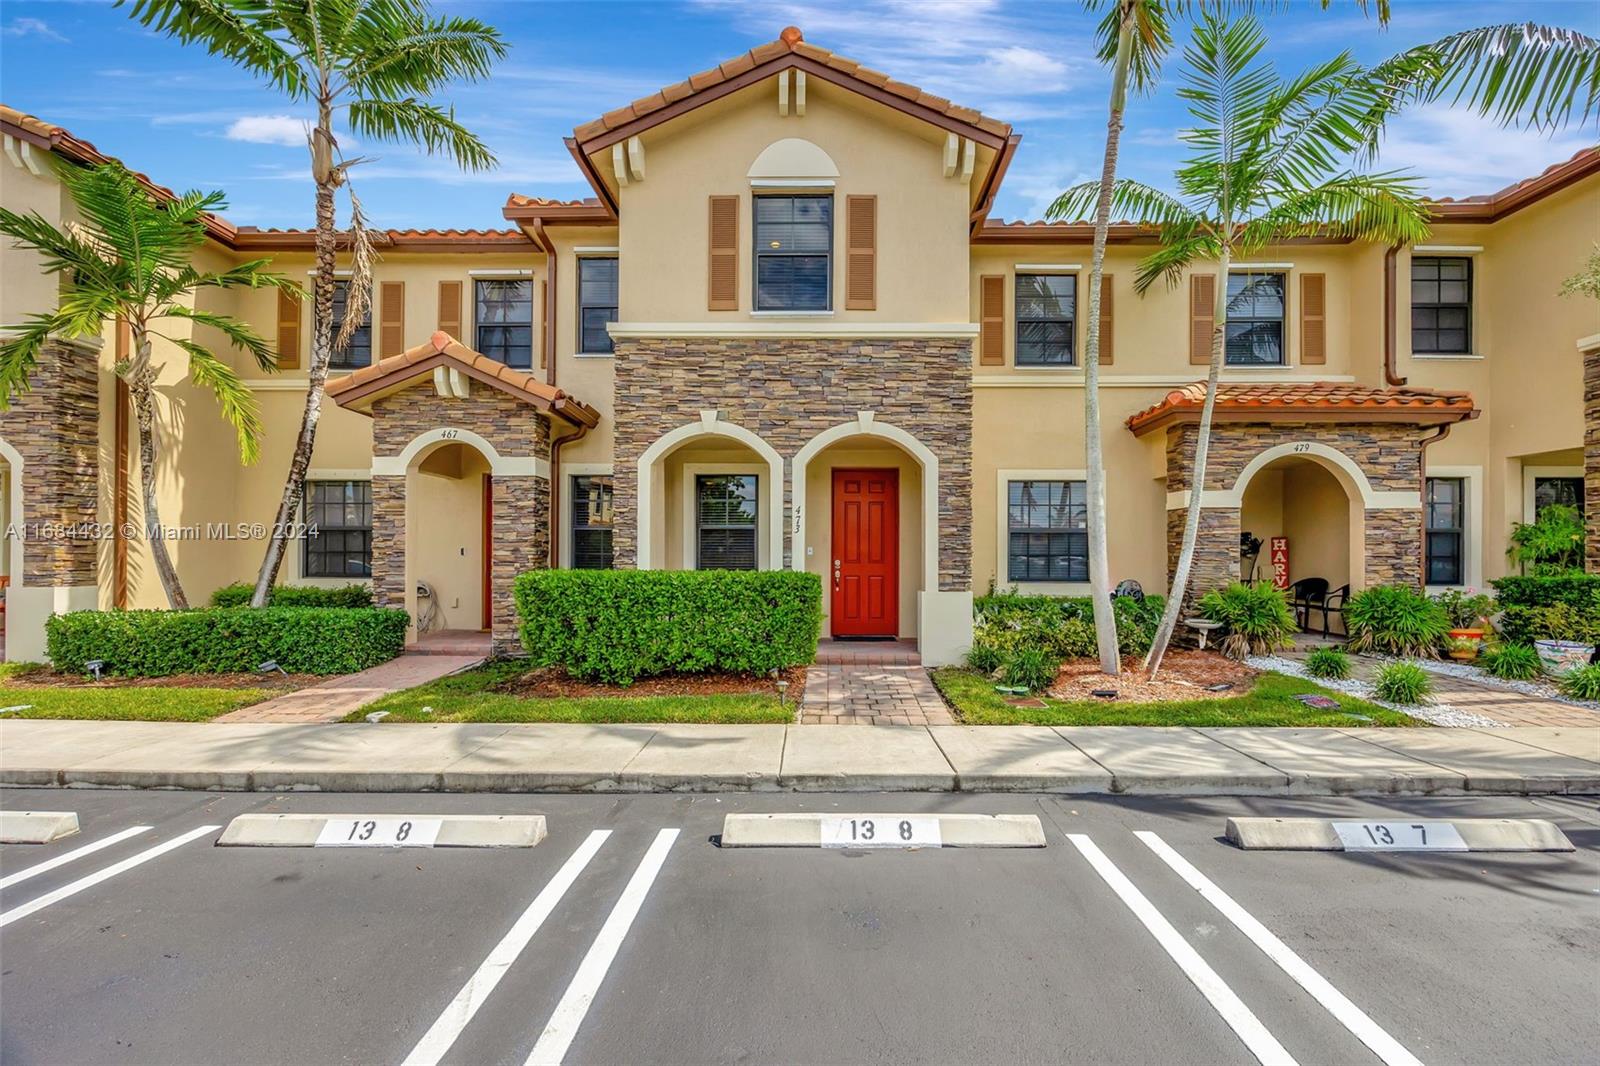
[403,437,494,634]
[1238,452,1360,593]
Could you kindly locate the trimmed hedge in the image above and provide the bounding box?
[514,569,822,684]
[210,582,373,609]
[973,592,1166,655]
[1490,575,1600,612]
[46,607,409,676]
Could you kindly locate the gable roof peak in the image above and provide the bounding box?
[779,25,803,46]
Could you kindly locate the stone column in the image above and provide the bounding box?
[368,475,405,610]
[1167,505,1241,608]
[490,473,548,655]
[1365,508,1424,587]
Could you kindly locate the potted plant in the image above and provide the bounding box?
[1445,635,1480,662]
[1433,588,1494,641]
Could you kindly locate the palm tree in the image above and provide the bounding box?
[126,0,507,607]
[0,162,291,609]
[1052,14,1435,677]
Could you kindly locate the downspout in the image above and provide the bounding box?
[532,218,559,389]
[547,424,590,568]
[1383,243,1407,386]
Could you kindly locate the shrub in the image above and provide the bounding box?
[1430,587,1495,630]
[1490,574,1600,611]
[513,569,821,684]
[966,640,1004,675]
[1344,585,1450,657]
[1304,646,1351,680]
[973,592,1167,656]
[1495,602,1600,647]
[45,607,408,676]
[1195,582,1298,660]
[1558,663,1600,701]
[1507,503,1585,575]
[210,582,372,609]
[1000,646,1061,694]
[1481,643,1541,681]
[1373,661,1432,704]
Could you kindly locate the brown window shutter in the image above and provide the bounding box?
[708,195,739,311]
[438,280,462,338]
[980,274,1005,365]
[1300,272,1326,365]
[275,287,301,369]
[845,194,877,310]
[379,281,405,358]
[1096,273,1114,365]
[1189,272,1216,365]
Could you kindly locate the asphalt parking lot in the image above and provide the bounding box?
[2,789,1596,1066]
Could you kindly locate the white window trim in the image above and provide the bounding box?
[288,470,374,588]
[994,468,1091,595]
[680,463,770,571]
[467,268,533,277]
[1424,464,1482,591]
[1521,464,1584,525]
[748,310,835,318]
[1414,245,1484,254]
[1013,263,1083,272]
[560,462,614,570]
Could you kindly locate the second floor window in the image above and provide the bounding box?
[1411,256,1471,355]
[570,475,614,569]
[696,474,758,570]
[326,280,371,369]
[476,279,533,368]
[1008,479,1087,582]
[303,479,373,578]
[1015,274,1076,366]
[755,195,831,311]
[578,258,618,355]
[1425,476,1464,586]
[1225,271,1285,366]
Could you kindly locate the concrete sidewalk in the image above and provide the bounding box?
[1,720,1595,796]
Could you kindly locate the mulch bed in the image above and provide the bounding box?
[2,669,317,691]
[492,665,809,700]
[1044,650,1257,705]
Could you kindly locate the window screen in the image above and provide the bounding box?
[696,474,758,570]
[754,196,831,311]
[1225,272,1285,365]
[1015,274,1076,366]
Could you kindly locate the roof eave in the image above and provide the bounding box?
[1127,404,1478,438]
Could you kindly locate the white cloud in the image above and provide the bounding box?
[3,17,67,43]
[225,115,312,147]
[1371,105,1597,200]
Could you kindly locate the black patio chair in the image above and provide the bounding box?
[1310,584,1349,638]
[1286,578,1330,631]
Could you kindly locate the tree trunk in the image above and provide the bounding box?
[1084,0,1138,676]
[127,333,188,610]
[1145,244,1232,678]
[250,105,339,607]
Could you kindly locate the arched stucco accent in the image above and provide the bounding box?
[747,137,840,181]
[373,426,548,478]
[1229,441,1376,591]
[0,434,23,588]
[791,412,940,593]
[636,412,785,570]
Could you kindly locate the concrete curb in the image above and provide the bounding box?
[216,813,548,848]
[1225,816,1575,852]
[0,810,80,843]
[720,812,1047,848]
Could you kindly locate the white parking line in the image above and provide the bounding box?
[1135,831,1423,1066]
[524,828,680,1066]
[0,826,152,891]
[401,830,611,1066]
[1067,834,1297,1066]
[0,825,220,929]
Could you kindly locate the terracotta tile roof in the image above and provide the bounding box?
[231,227,532,250]
[504,195,604,209]
[326,331,599,427]
[1126,382,1477,436]
[570,26,1011,147]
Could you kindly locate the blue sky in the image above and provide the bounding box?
[2,0,1596,230]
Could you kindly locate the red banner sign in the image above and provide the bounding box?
[1269,536,1290,590]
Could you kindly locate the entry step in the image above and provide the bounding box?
[1225,816,1574,852]
[720,812,1046,848]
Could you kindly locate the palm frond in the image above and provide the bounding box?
[1089,0,1175,95]
[121,0,309,98]
[160,333,266,464]
[1239,172,1431,250]
[161,305,280,373]
[346,97,497,170]
[341,5,507,97]
[0,202,123,295]
[0,315,65,407]
[1414,23,1600,130]
[1046,179,1197,229]
[1134,230,1219,294]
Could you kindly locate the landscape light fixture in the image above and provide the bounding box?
[257,660,288,676]
[85,659,105,681]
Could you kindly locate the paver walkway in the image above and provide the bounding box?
[800,639,955,725]
[217,654,481,724]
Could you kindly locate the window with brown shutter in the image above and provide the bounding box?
[1097,273,1114,365]
[708,195,739,311]
[1189,273,1216,365]
[438,280,462,338]
[980,274,1005,366]
[1300,272,1326,365]
[379,281,405,358]
[276,286,301,369]
[845,194,876,310]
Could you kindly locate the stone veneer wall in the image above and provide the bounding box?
[608,336,973,590]
[1162,420,1428,607]
[3,342,99,585]
[366,386,551,654]
[1586,346,1600,571]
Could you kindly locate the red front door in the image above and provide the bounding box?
[831,468,899,638]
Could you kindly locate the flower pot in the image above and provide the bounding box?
[1447,648,1478,662]
[1535,639,1595,677]
[1448,628,1485,641]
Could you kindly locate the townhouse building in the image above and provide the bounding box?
[2,26,1598,665]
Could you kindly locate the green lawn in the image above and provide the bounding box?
[347,660,793,724]
[0,685,273,722]
[932,669,1423,727]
